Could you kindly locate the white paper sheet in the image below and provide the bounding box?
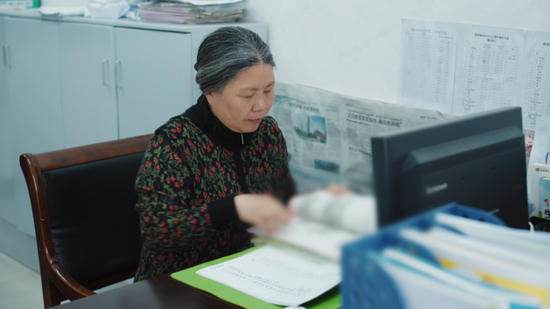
[530,117,550,166]
[519,32,550,130]
[399,19,550,130]
[452,24,525,116]
[289,190,377,234]
[268,217,358,261]
[196,246,340,307]
[398,19,458,114]
[527,119,550,210]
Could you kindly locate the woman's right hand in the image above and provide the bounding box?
[234,194,293,234]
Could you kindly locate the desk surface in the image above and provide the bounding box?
[52,274,239,309]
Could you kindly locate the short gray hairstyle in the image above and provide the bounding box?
[195,26,275,95]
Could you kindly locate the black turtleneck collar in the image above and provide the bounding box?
[183,95,256,152]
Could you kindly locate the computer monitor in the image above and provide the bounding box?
[371,106,528,229]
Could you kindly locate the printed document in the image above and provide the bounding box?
[398,19,550,130]
[196,246,340,307]
[518,32,550,130]
[452,24,525,116]
[398,19,458,114]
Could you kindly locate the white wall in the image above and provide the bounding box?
[242,0,550,104]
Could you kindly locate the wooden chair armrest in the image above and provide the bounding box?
[49,263,96,301]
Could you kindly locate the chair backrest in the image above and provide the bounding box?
[20,134,152,308]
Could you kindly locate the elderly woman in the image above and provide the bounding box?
[133,26,295,281]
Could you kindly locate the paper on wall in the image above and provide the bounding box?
[519,32,550,130]
[398,19,550,131]
[529,118,550,167]
[452,24,525,116]
[397,19,458,114]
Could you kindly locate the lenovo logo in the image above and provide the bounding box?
[426,183,448,195]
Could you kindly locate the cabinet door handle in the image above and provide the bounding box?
[114,60,122,88]
[102,59,109,86]
[3,45,10,68]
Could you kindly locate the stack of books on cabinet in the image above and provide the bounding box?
[139,0,245,24]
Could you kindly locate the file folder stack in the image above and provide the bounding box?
[341,203,550,309]
[138,0,245,24]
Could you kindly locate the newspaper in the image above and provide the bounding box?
[269,83,453,194]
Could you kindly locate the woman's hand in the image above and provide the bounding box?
[325,184,353,196]
[235,194,293,234]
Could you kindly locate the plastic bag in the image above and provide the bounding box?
[85,0,129,19]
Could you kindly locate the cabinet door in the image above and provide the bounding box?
[115,28,193,139]
[59,23,118,148]
[0,16,16,223]
[6,18,63,236]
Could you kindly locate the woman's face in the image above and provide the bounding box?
[206,64,275,133]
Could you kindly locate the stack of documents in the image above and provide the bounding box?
[342,204,550,309]
[138,0,245,24]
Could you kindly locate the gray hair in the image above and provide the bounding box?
[195,26,275,95]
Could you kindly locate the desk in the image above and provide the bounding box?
[51,274,238,309]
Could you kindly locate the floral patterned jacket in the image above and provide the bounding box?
[134,97,294,281]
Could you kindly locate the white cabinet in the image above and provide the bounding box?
[59,22,118,148]
[59,24,196,141]
[59,24,195,144]
[5,17,64,236]
[0,13,267,271]
[115,28,193,138]
[0,16,15,224]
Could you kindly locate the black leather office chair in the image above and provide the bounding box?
[20,134,152,308]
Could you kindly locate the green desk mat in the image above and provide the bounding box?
[170,246,341,309]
